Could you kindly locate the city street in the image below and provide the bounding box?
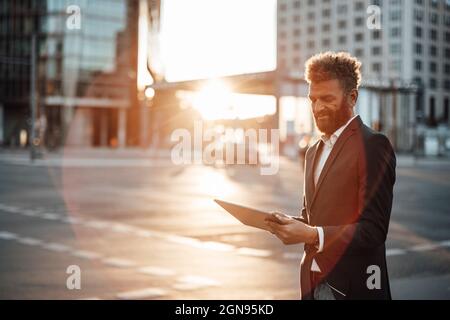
[0,149,449,299]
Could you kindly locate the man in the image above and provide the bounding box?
[265,52,396,300]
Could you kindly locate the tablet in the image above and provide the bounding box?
[214,199,278,231]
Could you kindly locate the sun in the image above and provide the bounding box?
[193,80,233,121]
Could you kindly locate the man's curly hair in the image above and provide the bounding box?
[305,51,362,93]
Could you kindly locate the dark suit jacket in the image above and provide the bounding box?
[298,115,396,300]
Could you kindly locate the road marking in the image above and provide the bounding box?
[173,275,221,291]
[116,288,167,300]
[102,257,137,268]
[439,240,450,247]
[21,210,41,217]
[409,243,443,252]
[166,235,202,246]
[84,220,111,230]
[41,213,60,220]
[193,241,235,252]
[137,266,176,277]
[110,224,137,234]
[42,242,71,252]
[0,231,18,240]
[237,247,272,258]
[61,216,83,224]
[283,252,301,260]
[71,250,103,260]
[134,230,157,238]
[17,237,43,246]
[386,248,407,256]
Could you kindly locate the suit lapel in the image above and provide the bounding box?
[309,116,361,210]
[305,140,322,207]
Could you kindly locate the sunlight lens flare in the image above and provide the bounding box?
[193,80,232,121]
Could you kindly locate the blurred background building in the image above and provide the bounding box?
[277,0,450,155]
[1,0,449,157]
[0,0,142,149]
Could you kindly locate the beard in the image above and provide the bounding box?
[313,100,352,135]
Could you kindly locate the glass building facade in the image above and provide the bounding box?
[0,0,140,148]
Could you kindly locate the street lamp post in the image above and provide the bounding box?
[30,33,37,161]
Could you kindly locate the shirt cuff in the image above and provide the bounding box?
[316,226,324,253]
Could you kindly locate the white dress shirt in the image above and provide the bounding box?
[310,114,358,272]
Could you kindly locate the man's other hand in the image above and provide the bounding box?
[265,212,318,245]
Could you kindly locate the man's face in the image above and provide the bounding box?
[308,79,354,135]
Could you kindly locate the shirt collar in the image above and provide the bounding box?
[320,114,358,148]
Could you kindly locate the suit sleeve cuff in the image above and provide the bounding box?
[316,226,324,253]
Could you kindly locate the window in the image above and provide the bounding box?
[338,20,347,28]
[414,9,424,21]
[307,40,315,49]
[308,12,315,20]
[430,13,438,24]
[307,26,315,34]
[415,26,422,37]
[373,30,381,39]
[429,97,437,127]
[322,24,330,32]
[338,4,347,14]
[430,29,438,40]
[445,32,450,42]
[391,60,401,72]
[355,2,364,10]
[322,38,330,47]
[415,60,422,71]
[415,43,422,54]
[430,78,437,89]
[293,29,301,36]
[293,43,301,50]
[293,1,301,9]
[322,9,330,17]
[372,63,381,72]
[445,64,450,75]
[293,15,301,23]
[372,46,382,55]
[430,45,437,57]
[444,98,449,123]
[430,62,437,73]
[355,33,364,41]
[391,27,401,37]
[445,16,450,27]
[338,35,347,44]
[354,17,364,26]
[390,43,401,55]
[355,48,364,57]
[390,11,401,21]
